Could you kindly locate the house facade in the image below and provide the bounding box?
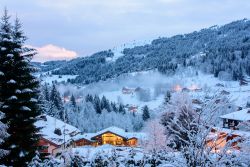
[220,108,250,130]
[73,126,146,147]
[35,115,81,156]
[207,108,250,152]
[36,115,146,156]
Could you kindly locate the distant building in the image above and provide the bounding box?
[128,105,138,112]
[122,87,135,94]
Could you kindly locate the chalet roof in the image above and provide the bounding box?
[72,133,96,142]
[220,108,250,121]
[212,127,250,138]
[35,115,81,146]
[90,126,147,140]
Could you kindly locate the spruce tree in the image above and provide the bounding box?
[43,83,50,101]
[94,95,102,114]
[118,104,126,114]
[0,10,41,166]
[50,83,64,120]
[70,94,76,108]
[0,112,9,159]
[164,91,171,104]
[142,105,150,121]
[101,96,111,112]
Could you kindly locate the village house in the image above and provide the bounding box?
[73,126,146,147]
[35,115,81,156]
[36,116,146,156]
[220,108,250,130]
[206,108,250,152]
[122,87,135,94]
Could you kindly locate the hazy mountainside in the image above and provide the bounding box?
[45,19,250,84]
[32,60,67,72]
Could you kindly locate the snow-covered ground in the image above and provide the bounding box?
[71,145,144,161]
[100,90,164,113]
[50,68,249,114]
[40,74,78,85]
[107,39,152,62]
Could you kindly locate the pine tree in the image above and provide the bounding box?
[111,102,118,112]
[50,83,64,119]
[0,10,41,166]
[0,112,9,159]
[43,83,50,101]
[85,94,93,103]
[101,96,111,112]
[142,105,150,121]
[118,104,126,114]
[70,94,76,108]
[94,95,102,114]
[164,91,171,104]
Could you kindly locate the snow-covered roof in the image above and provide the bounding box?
[90,126,147,140]
[72,133,96,141]
[35,115,81,146]
[220,108,250,121]
[213,127,250,138]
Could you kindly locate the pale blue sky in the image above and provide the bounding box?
[1,0,250,62]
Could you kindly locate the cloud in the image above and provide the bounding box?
[30,44,77,62]
[2,0,250,57]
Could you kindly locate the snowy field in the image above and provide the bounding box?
[40,75,78,85]
[107,39,152,62]
[67,145,177,167]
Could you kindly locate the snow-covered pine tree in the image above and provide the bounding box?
[37,85,49,115]
[0,10,41,166]
[142,105,150,121]
[0,10,11,162]
[43,83,50,101]
[50,83,64,120]
[118,104,126,114]
[100,96,111,112]
[164,91,171,104]
[70,94,76,108]
[93,95,102,114]
[0,112,9,159]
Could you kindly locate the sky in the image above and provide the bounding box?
[1,0,250,62]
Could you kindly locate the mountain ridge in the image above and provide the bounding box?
[37,19,250,84]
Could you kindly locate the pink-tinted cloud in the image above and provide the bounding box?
[30,44,77,62]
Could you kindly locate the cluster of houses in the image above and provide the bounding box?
[37,107,250,157]
[207,108,250,152]
[35,115,146,156]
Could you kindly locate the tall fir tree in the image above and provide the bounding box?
[142,105,150,121]
[0,9,10,160]
[118,104,126,114]
[164,91,171,104]
[0,10,41,166]
[101,96,111,112]
[70,94,76,108]
[50,83,64,120]
[94,95,102,114]
[43,83,50,101]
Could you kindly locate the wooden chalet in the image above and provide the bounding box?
[35,115,81,156]
[207,109,250,152]
[220,108,250,130]
[122,87,134,94]
[207,127,250,152]
[128,105,138,112]
[73,126,146,147]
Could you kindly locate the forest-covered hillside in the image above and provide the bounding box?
[47,19,250,83]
